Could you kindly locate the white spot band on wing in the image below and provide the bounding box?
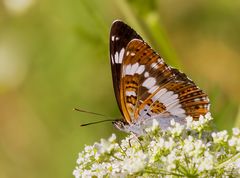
[124,63,145,75]
[114,51,119,63]
[144,72,149,78]
[111,35,115,41]
[153,89,186,117]
[142,77,156,89]
[118,48,125,63]
[136,65,145,74]
[126,91,136,96]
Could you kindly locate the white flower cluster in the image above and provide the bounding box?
[73,114,240,177]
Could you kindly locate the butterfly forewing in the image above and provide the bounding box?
[110,20,142,116]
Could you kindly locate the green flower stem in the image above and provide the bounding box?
[217,152,240,169]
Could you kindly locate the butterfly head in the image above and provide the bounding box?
[112,120,129,132]
[113,120,147,136]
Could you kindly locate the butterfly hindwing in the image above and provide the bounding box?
[120,39,210,123]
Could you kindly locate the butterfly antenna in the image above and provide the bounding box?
[80,119,115,127]
[73,107,116,127]
[74,108,115,119]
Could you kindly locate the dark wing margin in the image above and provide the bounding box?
[109,20,142,115]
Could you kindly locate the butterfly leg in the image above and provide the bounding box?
[117,139,127,156]
[129,132,144,152]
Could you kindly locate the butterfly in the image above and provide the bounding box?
[110,20,210,136]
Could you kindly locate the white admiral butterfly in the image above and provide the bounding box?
[110,20,210,135]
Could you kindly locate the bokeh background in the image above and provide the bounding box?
[0,0,240,177]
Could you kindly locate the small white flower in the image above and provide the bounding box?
[122,151,148,174]
[198,151,214,172]
[212,130,228,143]
[205,112,212,119]
[235,158,240,168]
[76,153,85,164]
[228,137,238,147]
[108,133,117,142]
[165,137,175,150]
[93,138,115,155]
[169,122,184,137]
[166,151,177,170]
[72,170,79,178]
[233,128,240,136]
[183,136,195,154]
[82,169,93,177]
[84,145,93,152]
[199,115,205,124]
[186,116,193,128]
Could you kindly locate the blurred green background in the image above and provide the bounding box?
[0,0,240,177]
